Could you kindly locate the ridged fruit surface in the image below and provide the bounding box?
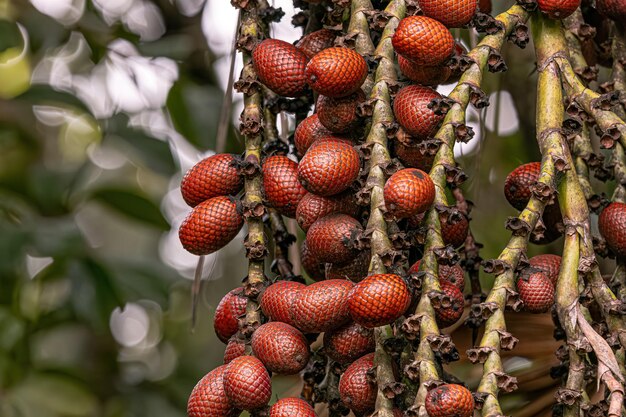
[348,274,411,328]
[316,89,365,133]
[597,0,626,20]
[252,39,308,97]
[384,168,436,218]
[298,138,361,196]
[223,356,272,410]
[394,140,435,171]
[188,366,240,417]
[529,254,561,286]
[251,322,310,374]
[262,155,307,218]
[393,85,444,138]
[305,47,368,97]
[181,154,242,207]
[214,288,247,343]
[418,0,477,27]
[434,281,464,328]
[223,338,246,364]
[306,214,362,264]
[326,250,371,282]
[504,162,540,210]
[517,271,555,314]
[323,322,375,364]
[338,353,377,415]
[537,0,581,19]
[294,114,334,157]
[269,398,316,417]
[260,280,305,326]
[599,202,626,257]
[479,0,492,12]
[300,240,326,281]
[425,384,474,417]
[296,28,336,59]
[441,213,469,248]
[392,16,455,65]
[296,192,359,232]
[179,196,243,256]
[397,55,451,85]
[290,279,355,333]
[409,260,465,291]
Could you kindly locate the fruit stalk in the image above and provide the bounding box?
[267,208,296,279]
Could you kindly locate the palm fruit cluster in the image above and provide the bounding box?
[180,0,626,416]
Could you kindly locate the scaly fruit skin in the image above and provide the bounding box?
[392,16,455,66]
[418,0,478,28]
[298,138,361,196]
[597,0,626,20]
[294,114,335,157]
[326,250,371,282]
[338,353,377,415]
[441,213,469,248]
[409,260,465,291]
[259,280,305,326]
[348,274,412,328]
[323,322,375,364]
[434,281,464,328]
[599,202,626,257]
[316,89,365,133]
[179,196,243,256]
[214,288,248,343]
[251,322,310,374]
[384,168,436,218]
[537,0,581,19]
[223,356,272,410]
[479,0,492,13]
[223,338,246,364]
[296,28,336,59]
[252,39,308,98]
[504,162,541,210]
[517,271,555,313]
[425,384,474,417]
[262,156,307,218]
[306,214,362,264]
[181,154,242,207]
[300,240,326,281]
[529,254,562,286]
[394,140,435,172]
[393,85,444,138]
[296,192,359,232]
[397,55,451,86]
[269,398,316,417]
[305,47,368,97]
[290,279,355,333]
[188,365,240,417]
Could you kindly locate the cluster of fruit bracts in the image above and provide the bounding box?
[180,0,626,415]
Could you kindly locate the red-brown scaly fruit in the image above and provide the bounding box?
[305,47,368,97]
[269,398,316,417]
[434,281,465,328]
[441,213,469,248]
[300,240,326,281]
[214,288,247,343]
[504,162,541,210]
[384,168,436,218]
[262,155,307,218]
[529,254,562,286]
[517,271,555,313]
[392,16,455,65]
[338,353,377,415]
[409,260,465,291]
[323,322,375,364]
[326,250,371,282]
[179,196,244,256]
[294,114,335,157]
[298,138,361,196]
[394,140,435,172]
[259,280,305,326]
[296,28,336,59]
[181,154,242,207]
[348,274,412,328]
[223,338,246,364]
[397,55,451,86]
[306,214,363,264]
[251,322,310,374]
[596,0,626,20]
[425,384,474,417]
[479,0,492,13]
[188,365,240,417]
[393,85,444,138]
[599,202,626,258]
[252,39,308,97]
[290,279,355,333]
[418,0,478,28]
[223,356,272,410]
[537,0,581,19]
[296,191,359,232]
[316,89,365,133]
